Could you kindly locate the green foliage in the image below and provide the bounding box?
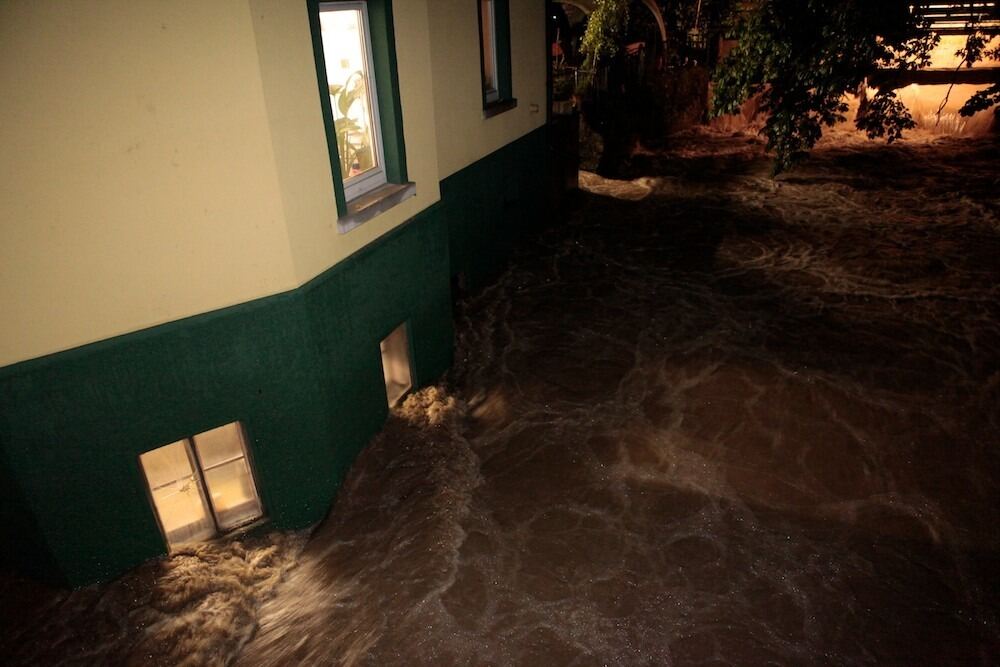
[580,0,631,74]
[329,71,374,177]
[658,0,737,54]
[712,0,945,173]
[954,30,999,69]
[957,41,1000,117]
[856,90,915,142]
[960,83,1000,117]
[553,69,576,101]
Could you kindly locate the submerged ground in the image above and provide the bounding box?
[3,130,999,665]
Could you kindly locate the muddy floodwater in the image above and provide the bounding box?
[3,130,999,665]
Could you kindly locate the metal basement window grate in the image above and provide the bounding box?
[380,323,413,407]
[139,422,263,550]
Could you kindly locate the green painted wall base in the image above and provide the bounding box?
[442,126,551,292]
[0,125,550,587]
[0,207,452,586]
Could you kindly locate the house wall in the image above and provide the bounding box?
[0,209,454,586]
[427,0,548,178]
[0,0,298,368]
[443,127,550,292]
[427,0,552,289]
[0,0,552,586]
[248,0,443,284]
[0,0,443,368]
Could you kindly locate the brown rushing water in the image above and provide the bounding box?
[3,130,999,665]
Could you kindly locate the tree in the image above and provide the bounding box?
[712,0,999,173]
[579,0,631,82]
[577,0,735,175]
[950,28,1000,117]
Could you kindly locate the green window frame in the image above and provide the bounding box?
[308,0,408,217]
[478,0,515,114]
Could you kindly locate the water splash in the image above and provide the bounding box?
[1,533,306,666]
[244,131,998,665]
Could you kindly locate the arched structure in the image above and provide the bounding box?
[559,0,668,45]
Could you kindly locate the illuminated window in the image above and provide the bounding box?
[478,0,514,112]
[318,2,385,201]
[380,323,413,407]
[310,0,409,222]
[139,422,263,549]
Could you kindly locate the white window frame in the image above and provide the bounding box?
[380,322,414,407]
[139,422,264,550]
[320,1,388,202]
[480,0,500,104]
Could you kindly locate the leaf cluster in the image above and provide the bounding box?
[961,82,1000,116]
[328,71,371,176]
[712,0,951,173]
[956,35,1000,117]
[580,0,632,71]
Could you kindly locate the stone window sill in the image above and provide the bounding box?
[338,182,417,234]
[483,98,517,119]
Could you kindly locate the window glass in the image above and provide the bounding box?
[191,422,245,469]
[201,459,263,530]
[319,3,386,200]
[480,0,499,102]
[381,323,413,407]
[192,423,263,531]
[139,441,216,547]
[141,422,263,549]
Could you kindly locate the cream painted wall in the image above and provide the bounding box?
[0,0,297,367]
[0,0,444,367]
[427,0,548,178]
[250,0,441,285]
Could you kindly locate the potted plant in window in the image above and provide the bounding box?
[329,71,375,178]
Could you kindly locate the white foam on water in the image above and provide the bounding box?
[5,130,998,665]
[2,533,306,666]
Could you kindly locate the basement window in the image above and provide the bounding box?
[381,323,413,407]
[139,422,263,550]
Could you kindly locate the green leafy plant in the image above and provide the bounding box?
[711,1,1000,174]
[579,0,631,86]
[960,81,1000,117]
[712,0,944,174]
[329,71,374,178]
[945,29,1000,119]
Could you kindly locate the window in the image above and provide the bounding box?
[139,422,263,549]
[478,0,514,113]
[380,323,413,407]
[310,0,411,225]
[480,0,499,103]
[318,3,385,201]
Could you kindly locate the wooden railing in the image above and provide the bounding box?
[911,1,1000,34]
